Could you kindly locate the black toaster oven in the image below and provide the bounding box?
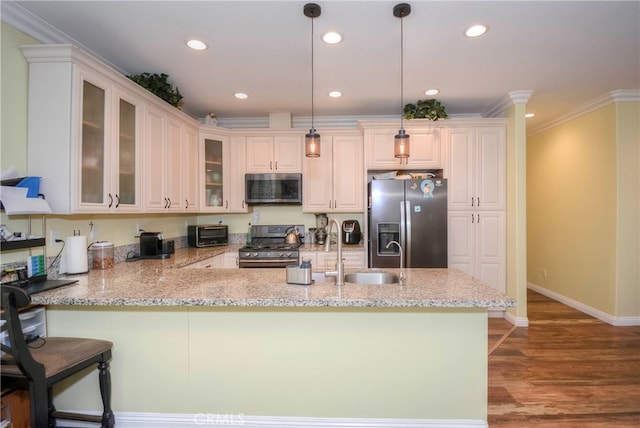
[187,225,228,247]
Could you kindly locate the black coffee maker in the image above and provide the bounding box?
[139,232,173,259]
[342,220,362,245]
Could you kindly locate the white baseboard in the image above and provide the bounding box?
[59,412,488,428]
[503,310,529,327]
[527,282,640,326]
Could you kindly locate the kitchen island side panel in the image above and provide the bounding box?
[46,306,487,420]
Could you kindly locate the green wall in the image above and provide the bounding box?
[527,103,640,318]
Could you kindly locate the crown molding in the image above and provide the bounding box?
[1,1,127,75]
[482,90,534,118]
[528,89,640,135]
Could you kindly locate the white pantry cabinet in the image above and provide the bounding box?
[23,45,144,213]
[363,126,441,170]
[302,134,363,212]
[448,210,505,293]
[445,126,506,211]
[245,135,302,173]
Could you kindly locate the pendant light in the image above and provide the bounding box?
[393,3,411,158]
[304,3,321,157]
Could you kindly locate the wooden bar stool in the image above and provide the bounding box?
[1,285,114,427]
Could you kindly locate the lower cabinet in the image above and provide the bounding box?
[300,250,366,272]
[182,252,239,269]
[448,211,505,293]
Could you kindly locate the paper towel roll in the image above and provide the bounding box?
[65,235,89,274]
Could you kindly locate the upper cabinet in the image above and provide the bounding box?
[198,132,247,213]
[445,126,506,211]
[245,135,302,173]
[363,126,441,170]
[143,108,198,212]
[22,44,199,214]
[303,133,363,213]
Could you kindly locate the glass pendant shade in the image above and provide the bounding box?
[305,129,321,157]
[394,129,410,158]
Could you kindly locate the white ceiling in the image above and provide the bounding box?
[4,1,640,132]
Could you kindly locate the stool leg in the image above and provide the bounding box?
[29,380,49,427]
[98,359,115,428]
[47,386,57,428]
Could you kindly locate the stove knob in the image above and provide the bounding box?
[251,252,258,257]
[286,252,292,257]
[279,252,285,257]
[243,252,251,257]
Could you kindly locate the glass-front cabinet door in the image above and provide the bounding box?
[76,68,141,213]
[80,79,106,206]
[200,133,229,212]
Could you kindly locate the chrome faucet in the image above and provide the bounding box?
[385,240,406,284]
[324,218,344,286]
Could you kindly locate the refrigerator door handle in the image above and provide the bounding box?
[400,201,407,266]
[405,200,412,267]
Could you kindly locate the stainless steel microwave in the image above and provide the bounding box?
[187,225,228,247]
[245,173,302,205]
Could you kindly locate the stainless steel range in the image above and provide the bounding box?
[238,224,305,268]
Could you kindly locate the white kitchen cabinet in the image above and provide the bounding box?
[199,132,247,213]
[448,210,505,293]
[182,126,199,212]
[364,127,441,170]
[302,134,363,212]
[317,250,367,271]
[227,136,248,212]
[143,108,184,212]
[23,44,199,214]
[23,46,144,214]
[245,135,302,173]
[223,252,239,268]
[446,126,505,211]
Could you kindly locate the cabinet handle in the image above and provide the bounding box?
[477,197,480,207]
[471,213,475,223]
[163,198,168,209]
[329,200,332,209]
[242,200,245,209]
[225,200,229,209]
[168,198,172,208]
[471,197,474,207]
[477,213,480,223]
[185,199,189,209]
[270,161,273,170]
[275,161,278,170]
[108,193,113,208]
[115,194,120,208]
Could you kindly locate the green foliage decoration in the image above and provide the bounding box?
[128,73,184,108]
[403,99,449,121]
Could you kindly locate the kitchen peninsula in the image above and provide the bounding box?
[31,250,514,427]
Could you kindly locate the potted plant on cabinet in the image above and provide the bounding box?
[128,73,184,108]
[403,99,449,121]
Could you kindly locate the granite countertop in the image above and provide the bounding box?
[29,245,515,309]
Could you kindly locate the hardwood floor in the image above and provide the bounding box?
[488,289,640,427]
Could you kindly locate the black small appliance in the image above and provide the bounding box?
[139,232,171,259]
[342,220,362,245]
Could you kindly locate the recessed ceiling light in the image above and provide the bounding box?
[323,32,342,44]
[465,25,488,38]
[234,92,248,99]
[329,91,342,98]
[525,113,536,118]
[186,39,207,50]
[424,89,439,96]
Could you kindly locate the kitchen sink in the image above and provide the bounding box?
[344,271,399,285]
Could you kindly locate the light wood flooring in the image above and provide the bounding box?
[487,289,640,427]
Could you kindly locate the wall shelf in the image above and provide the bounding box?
[1,238,46,252]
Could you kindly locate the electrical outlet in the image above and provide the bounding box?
[51,230,61,243]
[136,223,143,236]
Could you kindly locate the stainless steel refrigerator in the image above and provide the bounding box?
[368,178,447,268]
